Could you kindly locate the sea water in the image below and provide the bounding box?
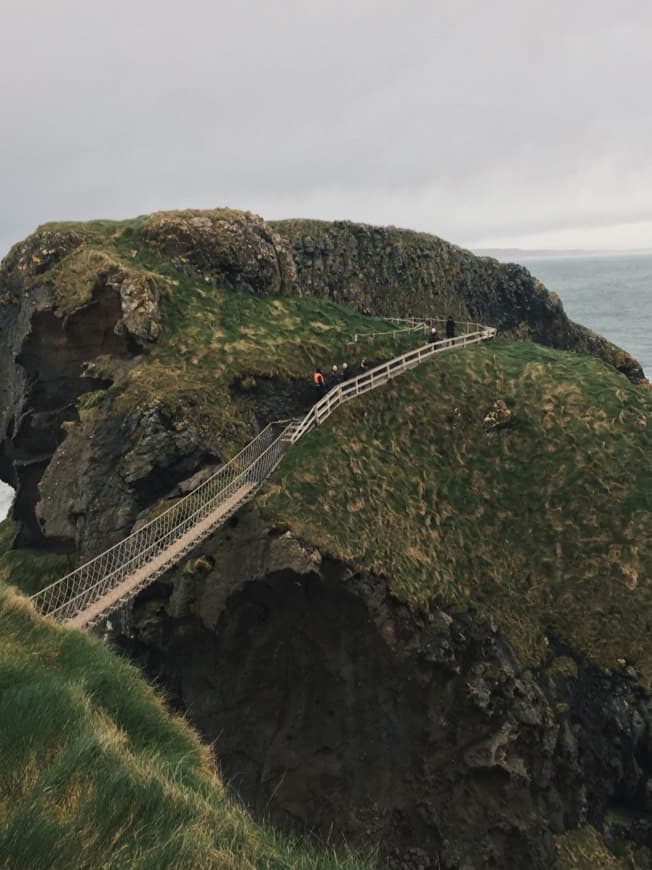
[519,253,652,379]
[0,481,12,521]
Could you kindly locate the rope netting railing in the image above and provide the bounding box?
[32,420,298,624]
[30,317,495,628]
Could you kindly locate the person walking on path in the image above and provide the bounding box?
[313,368,326,392]
[328,364,340,386]
[429,326,440,343]
[341,362,351,380]
[446,315,456,345]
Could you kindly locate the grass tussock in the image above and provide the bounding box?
[262,341,652,684]
[0,519,75,597]
[554,825,651,868]
[0,584,368,869]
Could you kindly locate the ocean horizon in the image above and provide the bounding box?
[519,252,651,379]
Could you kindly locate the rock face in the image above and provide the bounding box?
[142,209,297,295]
[0,227,204,552]
[273,219,645,383]
[0,210,297,553]
[33,402,211,555]
[114,505,652,869]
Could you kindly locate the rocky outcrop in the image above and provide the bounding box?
[114,504,652,869]
[483,399,513,431]
[33,401,212,555]
[273,219,645,383]
[142,209,297,296]
[0,209,305,555]
[0,230,160,345]
[0,229,198,551]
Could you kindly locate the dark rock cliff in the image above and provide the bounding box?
[0,227,209,553]
[113,504,652,869]
[273,219,645,383]
[0,211,296,554]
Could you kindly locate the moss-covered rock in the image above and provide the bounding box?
[142,208,297,295]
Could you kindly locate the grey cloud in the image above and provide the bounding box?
[1,0,652,255]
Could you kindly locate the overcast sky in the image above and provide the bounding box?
[1,0,651,258]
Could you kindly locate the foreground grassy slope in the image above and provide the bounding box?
[0,519,73,597]
[262,340,652,683]
[0,584,365,869]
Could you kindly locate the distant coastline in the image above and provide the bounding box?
[474,247,652,263]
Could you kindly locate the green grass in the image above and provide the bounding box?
[115,266,422,452]
[554,826,651,869]
[261,340,652,683]
[0,584,368,869]
[0,519,75,597]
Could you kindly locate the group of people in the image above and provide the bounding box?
[311,316,457,394]
[312,358,368,391]
[428,315,456,345]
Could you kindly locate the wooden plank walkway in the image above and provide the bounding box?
[67,483,255,628]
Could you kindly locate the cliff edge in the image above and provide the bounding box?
[273,218,645,383]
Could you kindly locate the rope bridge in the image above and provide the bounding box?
[31,321,496,628]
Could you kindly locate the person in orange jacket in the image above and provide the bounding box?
[313,368,326,391]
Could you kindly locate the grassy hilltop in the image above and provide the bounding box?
[0,213,422,452]
[262,340,652,684]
